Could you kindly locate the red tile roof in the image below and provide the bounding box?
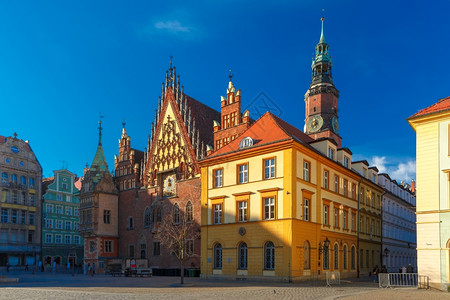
[409,96,450,119]
[207,112,312,158]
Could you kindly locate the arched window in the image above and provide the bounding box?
[323,243,330,270]
[334,244,339,270]
[29,177,35,188]
[264,241,275,270]
[186,201,193,222]
[173,204,180,224]
[1,172,8,183]
[20,176,26,185]
[214,243,222,269]
[11,174,17,184]
[303,241,310,270]
[343,245,348,269]
[144,208,151,227]
[351,246,356,270]
[238,242,248,269]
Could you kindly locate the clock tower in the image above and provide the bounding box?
[304,17,342,147]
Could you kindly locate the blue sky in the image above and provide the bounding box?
[1,0,448,183]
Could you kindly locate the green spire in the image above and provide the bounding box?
[319,17,325,43]
[90,119,109,174]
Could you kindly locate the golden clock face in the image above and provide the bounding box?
[307,115,323,133]
[163,175,175,194]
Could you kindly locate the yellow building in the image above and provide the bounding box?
[408,96,450,290]
[199,103,382,281]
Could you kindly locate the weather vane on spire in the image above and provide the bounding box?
[122,118,126,128]
[228,68,233,82]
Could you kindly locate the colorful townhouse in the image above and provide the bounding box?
[199,19,382,281]
[41,169,83,268]
[408,96,450,290]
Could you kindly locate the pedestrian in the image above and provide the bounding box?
[407,264,413,273]
[372,265,379,282]
[92,263,96,277]
[53,261,56,273]
[39,261,43,272]
[67,261,70,273]
[25,263,29,271]
[6,262,9,272]
[87,263,91,276]
[401,265,407,274]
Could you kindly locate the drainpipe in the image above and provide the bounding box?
[357,177,363,278]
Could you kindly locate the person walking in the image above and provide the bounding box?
[6,262,10,272]
[372,265,379,282]
[91,263,96,277]
[87,263,91,276]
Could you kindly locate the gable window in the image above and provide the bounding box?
[344,156,349,168]
[214,169,223,188]
[264,197,275,220]
[103,210,111,224]
[264,158,275,179]
[328,148,335,160]
[186,201,193,222]
[264,241,275,270]
[238,164,248,184]
[303,161,310,182]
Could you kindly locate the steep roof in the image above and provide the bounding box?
[206,112,313,158]
[409,96,450,119]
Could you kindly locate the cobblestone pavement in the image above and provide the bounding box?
[0,270,449,299]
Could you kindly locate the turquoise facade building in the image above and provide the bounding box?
[41,169,83,268]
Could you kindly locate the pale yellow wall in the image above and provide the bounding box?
[416,122,439,211]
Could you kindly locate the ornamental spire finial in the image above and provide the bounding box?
[98,114,104,145]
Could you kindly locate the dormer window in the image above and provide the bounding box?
[239,137,254,149]
[328,148,335,160]
[344,157,349,168]
[362,168,367,178]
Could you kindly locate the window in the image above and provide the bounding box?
[323,205,329,225]
[186,201,193,222]
[264,158,275,179]
[128,217,134,229]
[214,204,222,224]
[46,219,53,229]
[45,234,52,243]
[351,246,356,269]
[304,199,310,221]
[105,241,113,253]
[65,207,72,216]
[65,235,71,244]
[173,203,180,224]
[103,210,111,224]
[323,244,330,270]
[74,208,79,216]
[74,222,79,230]
[238,242,248,269]
[74,236,80,244]
[10,210,17,223]
[62,183,68,190]
[214,243,222,269]
[343,245,348,269]
[343,210,347,229]
[129,245,135,258]
[264,241,275,270]
[238,164,248,184]
[56,220,62,229]
[186,239,194,256]
[344,156,349,168]
[12,191,18,204]
[343,179,348,197]
[334,244,339,269]
[20,211,26,224]
[366,250,369,268]
[20,176,26,185]
[29,194,36,206]
[1,190,10,203]
[140,243,146,259]
[29,178,35,188]
[303,241,310,270]
[214,169,223,188]
[46,204,53,214]
[334,176,339,193]
[56,205,63,214]
[11,174,17,183]
[237,201,247,222]
[303,161,310,182]
[1,172,8,183]
[359,249,364,268]
[29,212,35,225]
[144,208,151,227]
[153,241,161,256]
[328,148,335,160]
[334,207,339,228]
[324,170,329,189]
[352,184,356,199]
[55,234,62,244]
[1,208,8,223]
[65,221,71,230]
[351,213,356,231]
[264,197,275,220]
